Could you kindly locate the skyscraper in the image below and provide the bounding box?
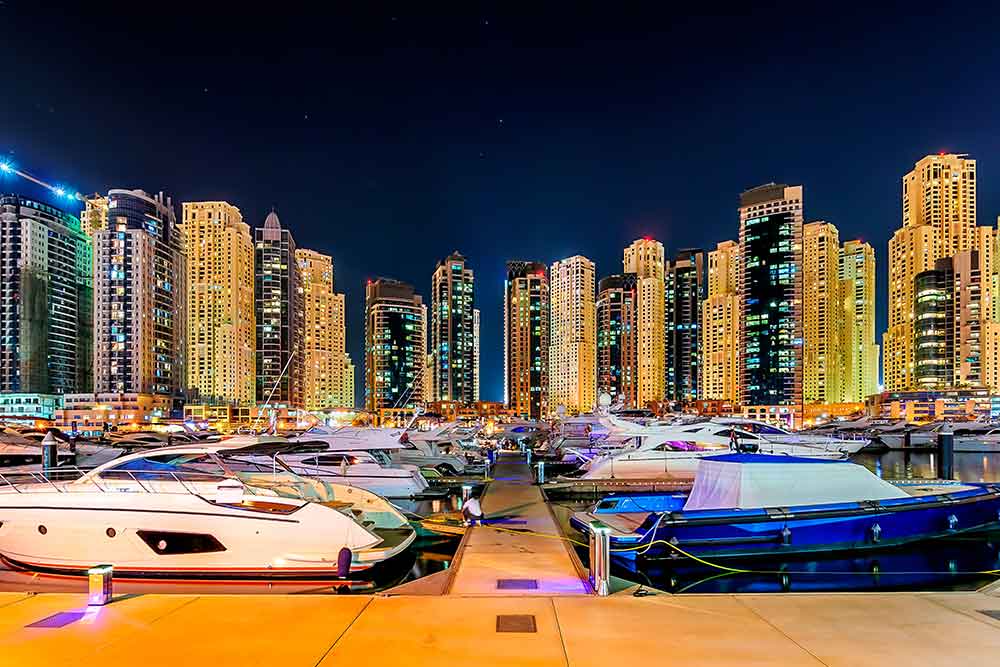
[254,211,302,408]
[94,189,185,401]
[700,240,740,402]
[431,252,475,404]
[331,293,352,407]
[549,255,596,414]
[885,154,977,391]
[739,184,804,415]
[623,238,665,406]
[666,249,704,403]
[365,278,426,412]
[597,273,638,407]
[473,308,481,402]
[802,221,842,404]
[297,248,346,410]
[504,261,549,419]
[180,201,254,405]
[839,240,879,402]
[0,195,93,395]
[80,195,107,236]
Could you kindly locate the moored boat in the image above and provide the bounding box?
[571,453,1000,560]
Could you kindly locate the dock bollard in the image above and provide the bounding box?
[588,521,611,596]
[537,461,545,485]
[937,423,954,480]
[41,431,59,479]
[88,564,113,606]
[526,448,532,465]
[461,484,472,509]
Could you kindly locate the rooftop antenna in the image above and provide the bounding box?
[252,350,296,433]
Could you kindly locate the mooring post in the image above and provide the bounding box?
[589,520,611,596]
[537,460,546,485]
[937,423,954,480]
[903,429,911,450]
[526,447,532,466]
[41,431,58,479]
[88,564,113,606]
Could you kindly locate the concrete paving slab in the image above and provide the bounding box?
[320,596,568,667]
[88,595,369,667]
[554,594,824,666]
[739,593,1000,666]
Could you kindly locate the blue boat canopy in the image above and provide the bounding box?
[684,454,909,511]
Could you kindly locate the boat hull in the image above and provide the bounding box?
[575,485,1000,560]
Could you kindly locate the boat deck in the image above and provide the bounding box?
[2,590,1000,665]
[446,453,590,596]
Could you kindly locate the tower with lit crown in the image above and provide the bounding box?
[549,255,596,414]
[700,240,740,403]
[623,239,665,406]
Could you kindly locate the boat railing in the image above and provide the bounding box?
[0,467,246,496]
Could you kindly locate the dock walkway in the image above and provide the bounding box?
[446,452,590,596]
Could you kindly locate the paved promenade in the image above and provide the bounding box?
[2,590,1000,666]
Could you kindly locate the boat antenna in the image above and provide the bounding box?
[252,350,297,433]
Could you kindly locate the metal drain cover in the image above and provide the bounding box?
[978,610,1000,621]
[496,614,537,633]
[497,578,538,590]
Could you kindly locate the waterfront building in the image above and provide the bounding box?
[839,240,879,402]
[93,190,185,405]
[700,240,740,403]
[885,154,977,391]
[473,308,481,402]
[254,211,302,408]
[0,195,93,397]
[57,392,173,437]
[180,202,254,405]
[504,261,549,419]
[623,239,665,406]
[665,249,704,403]
[867,387,1000,422]
[597,273,638,408]
[297,248,346,410]
[343,352,355,408]
[364,278,426,412]
[431,252,476,404]
[739,184,804,422]
[803,221,842,404]
[549,255,597,414]
[0,393,61,422]
[330,294,353,408]
[80,195,107,236]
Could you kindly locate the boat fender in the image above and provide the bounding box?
[780,526,791,545]
[668,536,681,559]
[947,514,958,531]
[870,523,881,544]
[337,547,352,578]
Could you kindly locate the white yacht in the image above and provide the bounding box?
[709,417,870,454]
[0,437,415,578]
[281,426,431,498]
[576,419,847,481]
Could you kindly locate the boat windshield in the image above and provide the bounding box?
[652,440,704,452]
[98,453,227,482]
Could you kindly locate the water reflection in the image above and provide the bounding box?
[853,450,1000,483]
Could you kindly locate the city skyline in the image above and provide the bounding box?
[6,5,1000,404]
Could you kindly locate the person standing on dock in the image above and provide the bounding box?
[462,496,484,526]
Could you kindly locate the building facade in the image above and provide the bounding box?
[666,249,704,403]
[623,239,665,406]
[431,252,476,404]
[93,190,185,404]
[839,240,879,402]
[0,195,93,397]
[180,201,254,405]
[548,255,596,414]
[504,261,549,419]
[597,273,638,408]
[254,211,302,408]
[297,248,347,410]
[364,279,426,411]
[739,184,804,415]
[473,308,481,402]
[700,240,740,403]
[885,154,977,391]
[802,221,842,404]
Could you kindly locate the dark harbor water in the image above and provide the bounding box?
[552,450,1000,594]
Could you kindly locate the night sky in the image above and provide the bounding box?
[4,3,1000,404]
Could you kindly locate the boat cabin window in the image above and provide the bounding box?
[738,423,787,435]
[100,454,227,481]
[301,454,356,467]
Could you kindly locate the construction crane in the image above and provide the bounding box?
[0,159,86,203]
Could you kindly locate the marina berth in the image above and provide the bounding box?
[0,436,415,578]
[571,453,1000,559]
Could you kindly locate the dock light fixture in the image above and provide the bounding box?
[88,564,113,606]
[537,461,545,485]
[461,484,472,508]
